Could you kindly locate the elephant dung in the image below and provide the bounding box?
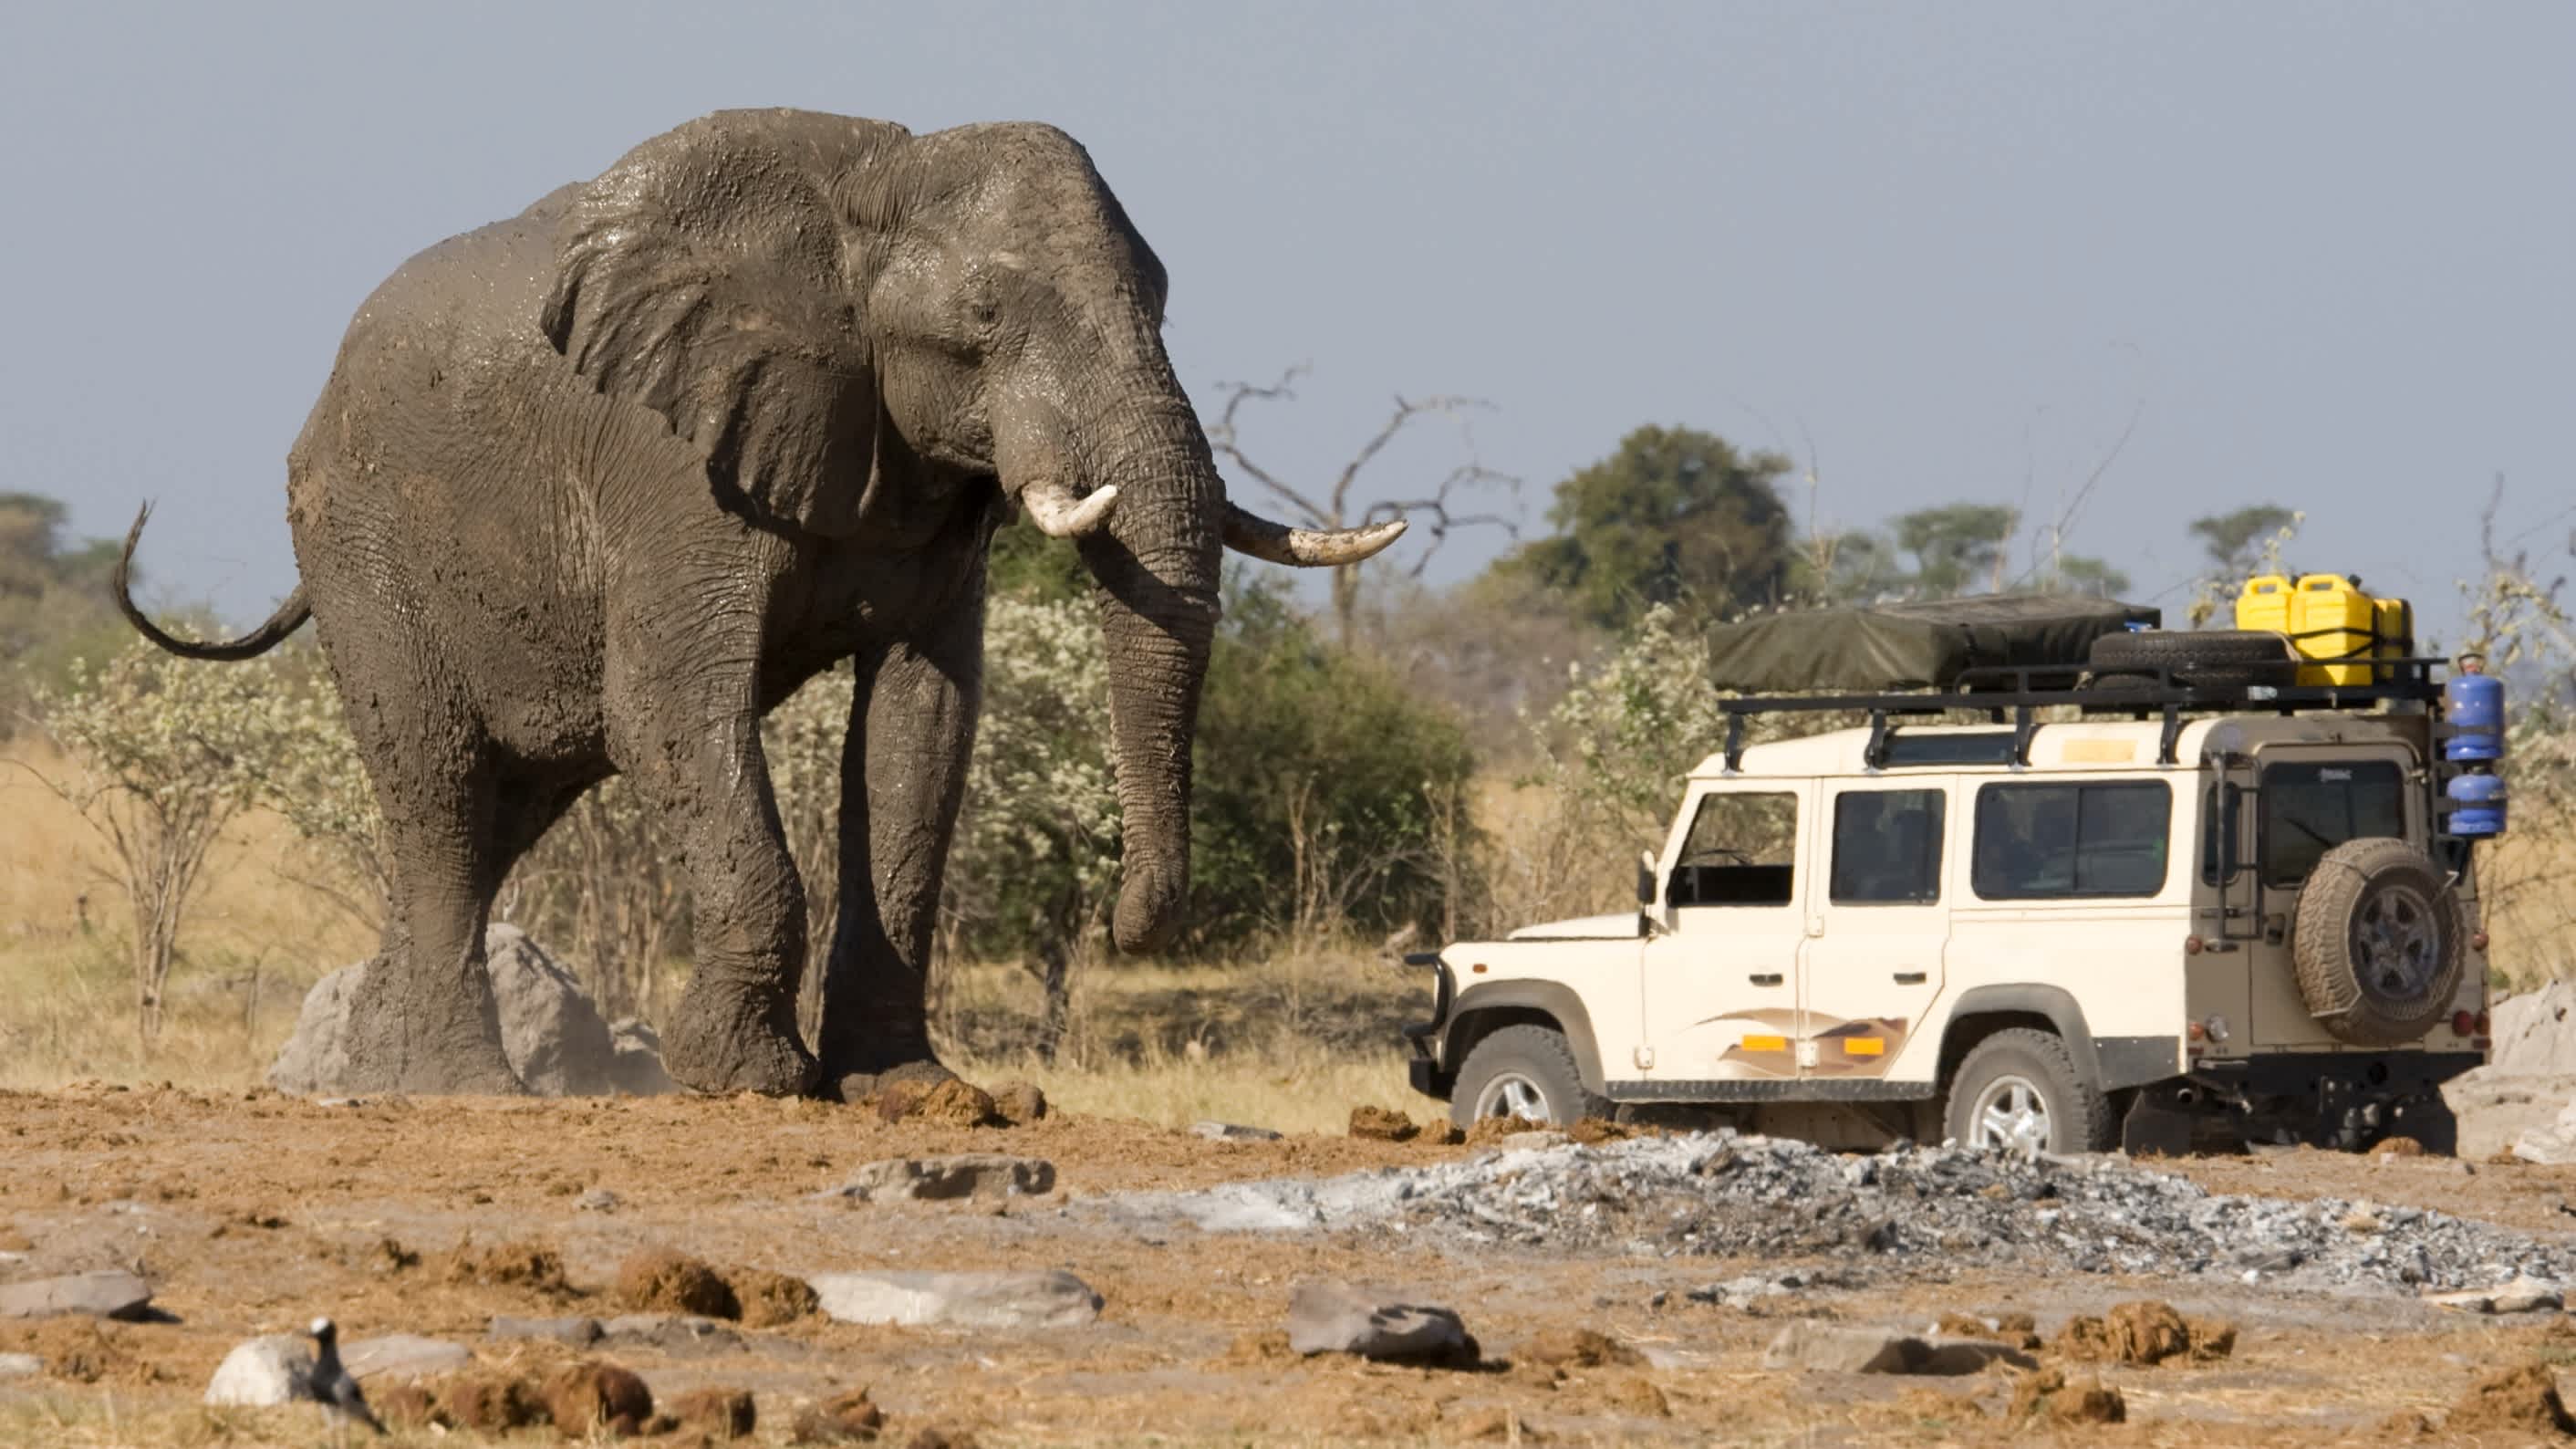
[820,1154,1056,1203]
[269,925,629,1096]
[807,1269,1102,1329]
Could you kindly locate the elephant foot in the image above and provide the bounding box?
[337,956,526,1096]
[826,1057,954,1106]
[663,976,821,1098]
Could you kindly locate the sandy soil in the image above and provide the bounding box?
[7,1085,2576,1445]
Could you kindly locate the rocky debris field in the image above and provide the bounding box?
[13,1088,2576,1444]
[1102,1130,2576,1293]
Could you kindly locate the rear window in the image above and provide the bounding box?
[1972,781,2172,900]
[2261,760,2405,886]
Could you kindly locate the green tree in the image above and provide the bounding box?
[2,494,131,720]
[1891,503,2020,598]
[1497,425,1794,631]
[2190,505,2301,579]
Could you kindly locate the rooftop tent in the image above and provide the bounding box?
[1703,595,2163,693]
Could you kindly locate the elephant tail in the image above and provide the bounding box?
[112,503,311,662]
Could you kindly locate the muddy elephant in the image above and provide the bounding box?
[115,109,1397,1099]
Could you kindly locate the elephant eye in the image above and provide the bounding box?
[971,298,1000,327]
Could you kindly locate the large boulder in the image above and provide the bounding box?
[2489,982,2576,1076]
[270,925,654,1096]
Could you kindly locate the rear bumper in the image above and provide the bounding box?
[2192,1049,2484,1100]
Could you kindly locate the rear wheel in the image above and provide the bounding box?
[1449,1024,1609,1130]
[1944,1028,2114,1153]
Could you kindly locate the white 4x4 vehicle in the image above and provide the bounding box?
[1406,653,2501,1154]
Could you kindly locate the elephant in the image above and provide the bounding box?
[113,109,1399,1099]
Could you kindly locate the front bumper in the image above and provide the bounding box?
[1400,951,1454,1098]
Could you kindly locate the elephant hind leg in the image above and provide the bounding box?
[340,753,527,1095]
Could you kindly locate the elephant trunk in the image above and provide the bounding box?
[1061,391,1224,954]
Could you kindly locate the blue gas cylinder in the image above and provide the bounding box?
[2447,772,2508,838]
[2446,672,2506,762]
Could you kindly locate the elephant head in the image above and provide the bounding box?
[539,109,1398,953]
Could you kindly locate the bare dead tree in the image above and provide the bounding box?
[1206,364,1520,651]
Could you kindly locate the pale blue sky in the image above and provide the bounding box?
[4,2,2567,642]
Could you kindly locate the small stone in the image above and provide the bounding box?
[576,1188,620,1212]
[1287,1281,1474,1365]
[1348,1105,1419,1142]
[486,1314,603,1345]
[544,1361,656,1435]
[340,1333,470,1382]
[822,1154,1055,1203]
[991,1081,1048,1126]
[808,1269,1103,1329]
[616,1247,739,1319]
[0,1352,43,1379]
[0,1270,153,1321]
[599,1313,745,1353]
[1192,1121,1284,1142]
[666,1386,757,1438]
[203,1336,311,1406]
[793,1387,885,1444]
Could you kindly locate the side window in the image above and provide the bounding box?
[1830,789,1947,904]
[1973,781,2173,900]
[2260,761,2405,886]
[1668,792,1797,908]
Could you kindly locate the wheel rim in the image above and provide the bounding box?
[1472,1071,1552,1124]
[2352,884,2440,1000]
[1967,1073,2052,1152]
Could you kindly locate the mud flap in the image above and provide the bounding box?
[2120,1092,2196,1159]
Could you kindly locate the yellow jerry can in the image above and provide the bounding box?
[2232,575,2292,637]
[2290,574,2379,686]
[2372,595,2415,682]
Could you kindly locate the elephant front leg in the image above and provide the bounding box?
[814,610,982,1101]
[610,633,822,1099]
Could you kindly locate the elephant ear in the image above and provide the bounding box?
[541,116,879,536]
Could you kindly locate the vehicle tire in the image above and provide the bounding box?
[2292,838,2467,1046]
[1943,1027,2115,1153]
[2086,629,2298,689]
[1449,1024,1609,1131]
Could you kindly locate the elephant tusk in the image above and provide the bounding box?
[1220,503,1408,568]
[1021,479,1120,537]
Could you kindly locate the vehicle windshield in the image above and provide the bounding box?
[2261,760,2405,886]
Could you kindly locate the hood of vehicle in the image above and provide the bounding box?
[1505,912,1643,941]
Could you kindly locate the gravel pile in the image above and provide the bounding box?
[1103,1133,2576,1294]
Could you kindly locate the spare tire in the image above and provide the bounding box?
[2291,838,2467,1046]
[2087,630,2297,689]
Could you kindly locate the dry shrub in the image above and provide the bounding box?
[616,1246,738,1319]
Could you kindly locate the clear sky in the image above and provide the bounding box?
[4,2,2567,642]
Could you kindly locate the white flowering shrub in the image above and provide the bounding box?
[22,642,306,1042]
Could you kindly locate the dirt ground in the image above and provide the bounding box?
[8,1087,2576,1446]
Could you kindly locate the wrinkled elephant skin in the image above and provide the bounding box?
[115,109,1400,1097]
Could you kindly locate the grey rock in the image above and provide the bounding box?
[576,1188,620,1213]
[1286,1282,1471,1362]
[270,924,637,1096]
[600,1313,744,1353]
[340,1333,470,1381]
[487,1315,602,1345]
[1191,1121,1284,1142]
[2490,983,2576,1076]
[1498,1131,1571,1151]
[607,1018,678,1096]
[0,1270,153,1321]
[1761,1322,2024,1376]
[0,1352,40,1378]
[203,1335,311,1406]
[822,1154,1056,1203]
[809,1269,1102,1329]
[2491,1277,2566,1313]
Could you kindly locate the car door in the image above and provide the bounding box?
[1642,782,1813,1082]
[1799,780,1952,1084]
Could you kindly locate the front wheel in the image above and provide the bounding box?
[1943,1028,2114,1153]
[1449,1024,1609,1130]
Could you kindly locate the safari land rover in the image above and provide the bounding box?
[1406,594,2508,1155]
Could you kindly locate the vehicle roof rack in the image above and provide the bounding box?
[1717,659,2449,772]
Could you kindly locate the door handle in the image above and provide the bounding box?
[1894,971,1927,985]
[1749,973,1783,986]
